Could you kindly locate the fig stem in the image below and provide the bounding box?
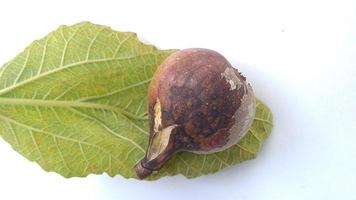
[134,161,153,179]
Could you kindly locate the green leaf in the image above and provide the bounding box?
[0,22,273,180]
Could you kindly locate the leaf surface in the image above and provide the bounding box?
[0,22,273,179]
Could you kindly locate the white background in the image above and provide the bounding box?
[0,0,355,199]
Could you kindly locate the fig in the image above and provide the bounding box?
[134,48,256,179]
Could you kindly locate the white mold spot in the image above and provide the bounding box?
[221,67,242,90]
[226,84,256,148]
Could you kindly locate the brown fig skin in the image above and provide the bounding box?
[135,48,255,179]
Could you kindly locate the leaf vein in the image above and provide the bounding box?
[53,136,71,173]
[68,107,145,152]
[85,27,106,60]
[254,117,273,125]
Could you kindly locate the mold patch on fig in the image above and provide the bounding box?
[221,67,243,91]
[223,84,256,149]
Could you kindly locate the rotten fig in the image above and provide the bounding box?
[134,48,256,179]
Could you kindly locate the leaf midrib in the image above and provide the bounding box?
[0,97,146,121]
[0,52,157,96]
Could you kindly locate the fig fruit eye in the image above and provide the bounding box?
[135,48,256,179]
